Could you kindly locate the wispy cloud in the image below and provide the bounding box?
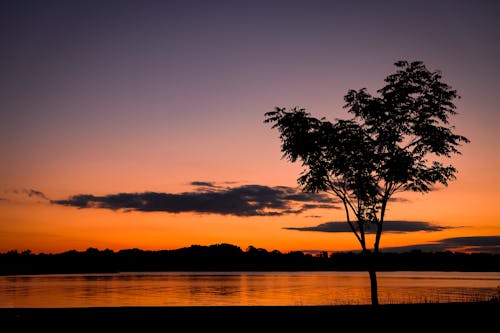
[52,184,339,217]
[24,189,49,201]
[2,188,50,202]
[190,181,219,188]
[285,220,451,233]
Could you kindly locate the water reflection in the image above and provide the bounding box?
[0,271,498,308]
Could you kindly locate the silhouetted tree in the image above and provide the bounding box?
[264,60,469,305]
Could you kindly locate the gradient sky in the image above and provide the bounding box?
[1,0,499,254]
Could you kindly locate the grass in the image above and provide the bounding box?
[1,301,498,331]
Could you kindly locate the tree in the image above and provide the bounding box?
[264,61,469,305]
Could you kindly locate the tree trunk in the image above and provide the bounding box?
[363,250,379,306]
[368,269,379,306]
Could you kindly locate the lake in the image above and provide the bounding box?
[1,271,498,307]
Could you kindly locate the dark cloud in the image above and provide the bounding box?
[2,188,50,201]
[459,246,500,254]
[388,197,410,203]
[190,181,218,188]
[439,236,500,246]
[275,188,334,203]
[285,221,450,233]
[382,236,500,254]
[52,185,339,217]
[379,244,450,253]
[24,189,49,201]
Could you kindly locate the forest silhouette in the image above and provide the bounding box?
[1,243,498,275]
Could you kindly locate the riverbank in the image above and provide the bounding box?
[2,302,498,330]
[2,245,498,275]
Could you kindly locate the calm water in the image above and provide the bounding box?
[1,271,499,308]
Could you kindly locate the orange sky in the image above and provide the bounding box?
[0,1,499,254]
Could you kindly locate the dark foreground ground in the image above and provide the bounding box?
[1,302,498,331]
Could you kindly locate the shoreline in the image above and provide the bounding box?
[2,302,498,330]
[2,268,500,276]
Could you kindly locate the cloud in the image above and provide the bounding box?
[285,220,450,233]
[190,181,218,188]
[1,188,50,202]
[52,184,339,217]
[388,197,410,203]
[439,236,500,246]
[459,246,500,254]
[24,189,49,201]
[382,236,500,254]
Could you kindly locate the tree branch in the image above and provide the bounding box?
[326,180,365,250]
[342,199,364,249]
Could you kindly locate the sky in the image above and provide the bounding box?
[1,0,499,254]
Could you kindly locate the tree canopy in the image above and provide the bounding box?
[265,60,469,253]
[265,61,470,305]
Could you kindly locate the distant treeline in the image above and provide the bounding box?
[1,243,499,275]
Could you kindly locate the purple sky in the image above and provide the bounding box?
[0,1,499,253]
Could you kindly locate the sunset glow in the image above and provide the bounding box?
[1,0,498,254]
